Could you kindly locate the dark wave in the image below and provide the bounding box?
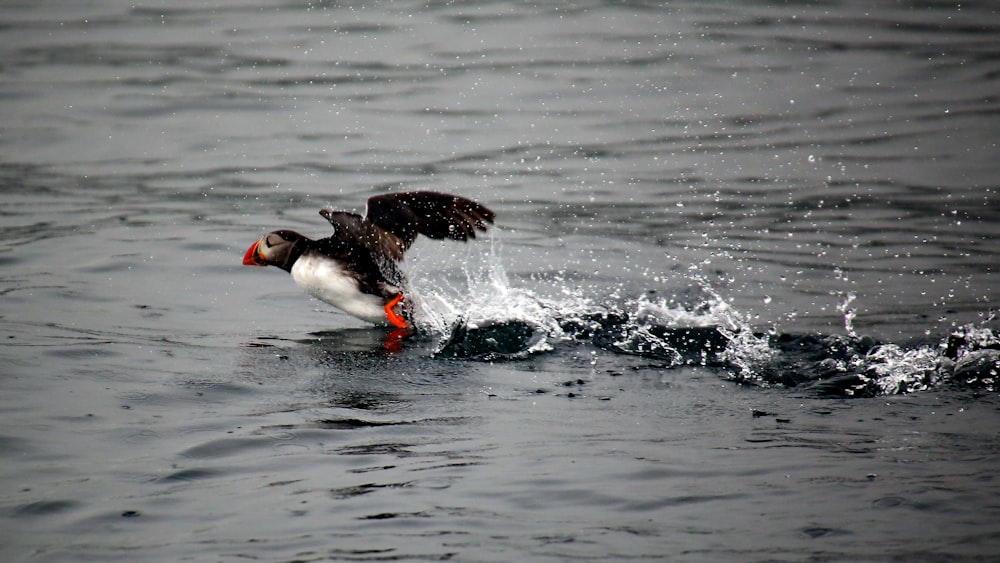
[434,311,1000,398]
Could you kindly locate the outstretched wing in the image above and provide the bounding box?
[363,191,495,255]
[318,208,407,263]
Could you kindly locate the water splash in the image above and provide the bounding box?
[941,319,1000,391]
[403,235,998,396]
[836,291,858,338]
[855,344,943,395]
[409,235,580,359]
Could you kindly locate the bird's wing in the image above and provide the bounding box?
[363,191,495,255]
[317,208,408,262]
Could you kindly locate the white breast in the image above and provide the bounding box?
[290,253,386,324]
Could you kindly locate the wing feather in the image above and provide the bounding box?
[364,191,495,256]
[318,192,494,263]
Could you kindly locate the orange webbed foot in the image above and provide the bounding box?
[384,293,409,329]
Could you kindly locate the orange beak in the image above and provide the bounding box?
[242,240,266,266]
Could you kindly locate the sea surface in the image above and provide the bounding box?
[2,1,999,561]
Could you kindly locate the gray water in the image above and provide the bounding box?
[2,1,1000,561]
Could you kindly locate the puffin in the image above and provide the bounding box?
[242,191,495,329]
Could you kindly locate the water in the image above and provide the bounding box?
[2,1,1000,561]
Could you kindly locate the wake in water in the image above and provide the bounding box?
[405,237,999,397]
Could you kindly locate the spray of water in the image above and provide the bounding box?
[402,233,998,395]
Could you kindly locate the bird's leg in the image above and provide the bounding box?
[384,292,409,329]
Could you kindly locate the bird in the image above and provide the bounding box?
[242,191,495,329]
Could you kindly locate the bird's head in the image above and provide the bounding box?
[242,230,305,272]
